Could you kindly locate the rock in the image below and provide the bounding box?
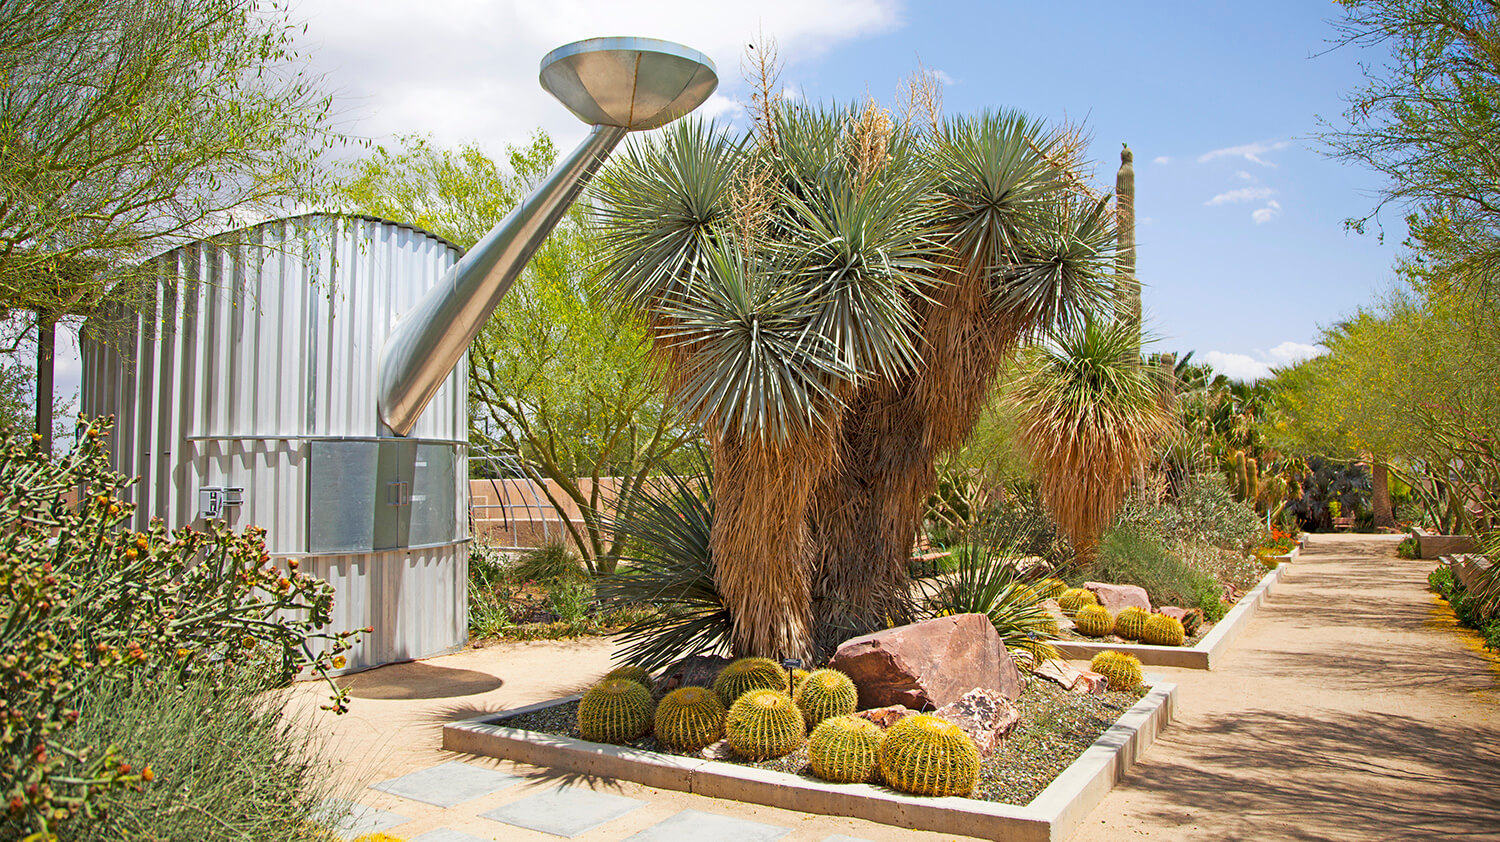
[854,705,918,729]
[1220,584,1241,604]
[1155,606,1189,622]
[1083,582,1151,613]
[697,739,736,761]
[828,613,1022,710]
[1040,598,1074,632]
[1034,658,1107,694]
[933,687,1020,755]
[662,654,733,692]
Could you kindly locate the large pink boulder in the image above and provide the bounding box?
[933,687,1020,755]
[828,613,1022,710]
[1084,581,1151,613]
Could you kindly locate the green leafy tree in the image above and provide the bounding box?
[0,0,340,451]
[331,133,693,574]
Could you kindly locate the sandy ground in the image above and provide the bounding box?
[287,533,1500,841]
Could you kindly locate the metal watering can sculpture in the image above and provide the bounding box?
[377,37,718,436]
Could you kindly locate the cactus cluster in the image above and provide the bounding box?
[1036,577,1068,600]
[791,668,810,694]
[653,686,726,751]
[725,689,805,760]
[713,657,788,706]
[1180,607,1204,636]
[807,715,885,784]
[1074,604,1114,637]
[1089,651,1143,691]
[1058,587,1098,615]
[1113,606,1150,640]
[794,668,859,728]
[602,664,653,690]
[878,714,981,798]
[577,678,655,744]
[1233,450,1260,505]
[1142,613,1185,646]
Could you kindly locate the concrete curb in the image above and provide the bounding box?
[442,682,1176,842]
[1052,561,1289,669]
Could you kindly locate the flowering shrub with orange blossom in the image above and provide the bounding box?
[0,417,362,839]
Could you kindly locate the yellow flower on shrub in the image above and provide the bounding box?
[332,656,346,669]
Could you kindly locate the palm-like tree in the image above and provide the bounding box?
[595,104,1114,658]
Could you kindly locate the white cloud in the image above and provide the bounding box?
[1197,139,1291,167]
[1204,342,1326,382]
[1235,170,1253,181]
[1139,216,1154,225]
[290,0,906,153]
[1205,186,1273,206]
[933,68,956,85]
[1252,199,1281,224]
[1152,155,1171,165]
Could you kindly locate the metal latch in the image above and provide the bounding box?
[198,486,244,520]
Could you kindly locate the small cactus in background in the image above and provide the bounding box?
[1090,651,1144,691]
[807,715,885,784]
[602,664,653,691]
[1074,604,1114,637]
[653,686,726,752]
[1142,613,1186,646]
[879,714,981,797]
[793,668,858,728]
[1180,607,1204,636]
[724,689,805,760]
[577,678,655,744]
[1058,587,1098,615]
[1113,606,1150,640]
[713,657,788,706]
[1036,577,1068,599]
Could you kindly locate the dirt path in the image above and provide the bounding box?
[1071,533,1500,841]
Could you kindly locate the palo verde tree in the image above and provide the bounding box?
[595,80,1114,657]
[0,0,339,451]
[331,133,693,574]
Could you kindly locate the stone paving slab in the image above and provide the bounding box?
[820,836,877,842]
[620,809,790,841]
[318,797,410,839]
[480,784,647,837]
[410,830,494,842]
[370,760,521,807]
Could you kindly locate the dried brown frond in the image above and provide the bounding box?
[896,59,943,135]
[742,33,783,150]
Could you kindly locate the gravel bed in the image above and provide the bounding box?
[498,676,1146,806]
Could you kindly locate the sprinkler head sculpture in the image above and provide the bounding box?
[377,38,718,436]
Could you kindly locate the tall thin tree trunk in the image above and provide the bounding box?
[1372,460,1396,529]
[35,313,55,453]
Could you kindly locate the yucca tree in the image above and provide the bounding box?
[1009,317,1175,564]
[595,104,1114,658]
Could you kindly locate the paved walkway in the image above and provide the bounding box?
[290,534,1500,841]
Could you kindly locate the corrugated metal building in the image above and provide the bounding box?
[80,214,471,671]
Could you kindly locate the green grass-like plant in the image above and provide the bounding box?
[793,668,858,728]
[653,686,725,752]
[577,678,655,744]
[1113,606,1150,640]
[1074,604,1113,637]
[712,656,788,706]
[807,715,884,784]
[1089,650,1143,691]
[879,714,981,797]
[921,522,1061,666]
[724,689,805,760]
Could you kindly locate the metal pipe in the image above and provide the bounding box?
[377,124,627,436]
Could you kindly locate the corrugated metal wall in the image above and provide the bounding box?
[81,214,471,669]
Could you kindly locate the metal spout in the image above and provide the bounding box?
[377,38,717,436]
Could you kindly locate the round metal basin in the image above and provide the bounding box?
[540,37,718,130]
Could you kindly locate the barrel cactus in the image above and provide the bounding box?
[1181,607,1204,636]
[879,714,981,797]
[653,686,726,752]
[791,668,810,694]
[712,657,788,706]
[793,668,858,728]
[1089,651,1143,691]
[807,715,885,784]
[1058,587,1098,615]
[602,664,653,691]
[725,689,805,760]
[1074,604,1114,637]
[577,678,655,744]
[1037,577,1068,600]
[1113,606,1150,640]
[1143,613,1186,646]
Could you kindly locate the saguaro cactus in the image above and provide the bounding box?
[1115,144,1139,341]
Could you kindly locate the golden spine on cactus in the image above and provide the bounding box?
[1089,651,1143,691]
[602,664,653,691]
[1074,604,1114,637]
[879,714,981,798]
[793,668,858,728]
[1058,587,1097,615]
[653,686,726,752]
[791,668,810,694]
[577,678,655,744]
[1113,606,1150,640]
[807,715,885,784]
[1181,607,1204,636]
[724,689,805,760]
[1143,613,1186,646]
[712,657,788,707]
[1037,578,1067,600]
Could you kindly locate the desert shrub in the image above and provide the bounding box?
[1397,536,1420,559]
[0,418,358,838]
[512,541,586,583]
[981,486,1073,564]
[1429,566,1500,651]
[1116,473,1261,552]
[1092,525,1226,619]
[469,544,515,636]
[547,579,595,624]
[58,669,339,841]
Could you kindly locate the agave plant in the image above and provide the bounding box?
[919,521,1060,668]
[1009,317,1175,564]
